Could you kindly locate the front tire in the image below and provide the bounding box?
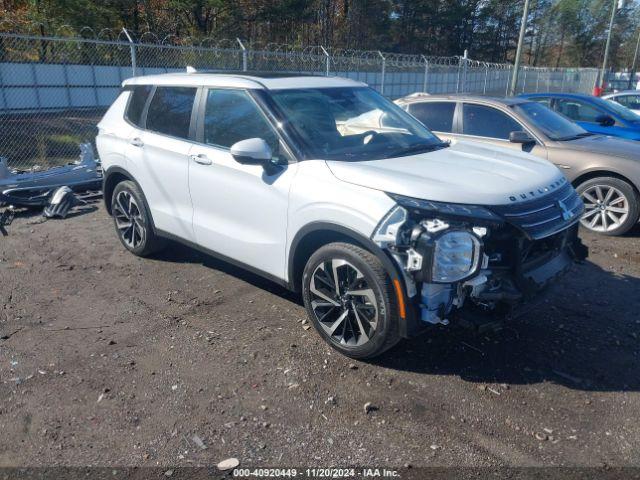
[301,242,401,359]
[576,177,639,236]
[111,180,165,256]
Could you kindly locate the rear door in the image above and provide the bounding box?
[406,101,457,142]
[188,88,297,280]
[131,86,198,241]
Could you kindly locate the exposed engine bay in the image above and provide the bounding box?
[373,189,588,328]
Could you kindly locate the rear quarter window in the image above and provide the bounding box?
[125,85,152,127]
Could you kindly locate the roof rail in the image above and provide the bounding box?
[405,92,430,98]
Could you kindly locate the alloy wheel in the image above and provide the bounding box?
[580,185,629,233]
[113,190,146,249]
[309,259,378,347]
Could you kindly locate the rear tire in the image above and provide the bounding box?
[301,242,401,359]
[111,180,165,256]
[576,177,639,236]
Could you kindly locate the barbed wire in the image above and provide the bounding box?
[0,20,599,72]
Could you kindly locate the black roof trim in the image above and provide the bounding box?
[193,70,323,79]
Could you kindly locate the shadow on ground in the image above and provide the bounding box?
[155,241,640,393]
[153,240,300,303]
[374,260,640,393]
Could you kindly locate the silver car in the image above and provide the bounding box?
[603,90,640,115]
[397,94,640,235]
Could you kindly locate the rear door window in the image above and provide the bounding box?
[145,86,197,139]
[125,85,152,127]
[408,102,456,133]
[462,103,522,140]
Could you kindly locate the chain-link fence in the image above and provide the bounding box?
[0,28,600,171]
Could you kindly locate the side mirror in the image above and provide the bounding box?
[230,138,272,166]
[509,131,536,144]
[595,114,615,127]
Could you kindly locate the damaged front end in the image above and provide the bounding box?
[372,179,588,334]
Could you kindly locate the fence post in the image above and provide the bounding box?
[62,60,72,109]
[483,64,489,94]
[378,51,386,95]
[560,70,565,92]
[462,50,468,93]
[236,38,247,71]
[521,66,527,93]
[505,66,511,96]
[29,62,42,108]
[321,46,330,76]
[122,28,137,77]
[421,55,429,92]
[0,57,8,110]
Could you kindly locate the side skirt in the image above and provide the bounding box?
[155,229,292,291]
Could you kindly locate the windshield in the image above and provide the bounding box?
[268,87,444,161]
[513,101,589,141]
[596,96,640,122]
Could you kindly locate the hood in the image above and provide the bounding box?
[561,134,640,159]
[325,139,563,206]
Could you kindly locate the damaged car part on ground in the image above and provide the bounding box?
[42,186,84,219]
[0,207,15,236]
[372,178,588,335]
[0,143,102,208]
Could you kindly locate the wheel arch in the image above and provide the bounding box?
[572,169,640,197]
[287,223,393,290]
[102,167,156,231]
[288,222,419,337]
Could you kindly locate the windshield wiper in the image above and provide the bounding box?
[555,132,594,141]
[390,142,450,157]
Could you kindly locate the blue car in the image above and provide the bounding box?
[519,93,640,141]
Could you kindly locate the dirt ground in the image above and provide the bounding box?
[0,205,639,469]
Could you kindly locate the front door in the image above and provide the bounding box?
[456,103,548,157]
[553,98,627,137]
[188,88,297,280]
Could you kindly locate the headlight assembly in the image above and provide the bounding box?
[413,229,482,283]
[373,196,488,285]
[431,230,481,282]
[388,193,501,222]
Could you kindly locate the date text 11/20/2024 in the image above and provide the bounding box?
[232,468,401,478]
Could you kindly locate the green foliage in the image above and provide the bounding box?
[4,0,639,68]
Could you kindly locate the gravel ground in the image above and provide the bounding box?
[0,205,639,468]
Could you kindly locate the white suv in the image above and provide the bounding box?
[96,72,587,359]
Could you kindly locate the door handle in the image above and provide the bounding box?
[130,137,144,147]
[191,153,212,165]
